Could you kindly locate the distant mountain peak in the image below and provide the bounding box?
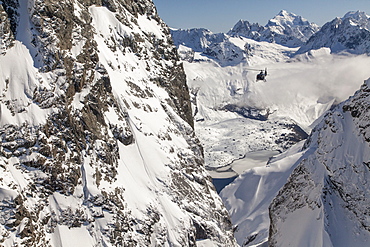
[227,10,319,47]
[343,10,370,20]
[267,10,313,27]
[275,9,300,20]
[278,9,289,15]
[297,10,370,54]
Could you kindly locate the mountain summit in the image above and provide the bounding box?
[228,10,320,47]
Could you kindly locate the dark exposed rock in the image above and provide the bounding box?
[0,2,16,53]
[222,104,270,121]
[1,0,19,37]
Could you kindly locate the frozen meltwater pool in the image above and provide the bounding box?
[209,150,280,193]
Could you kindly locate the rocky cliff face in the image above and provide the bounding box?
[269,79,370,246]
[298,11,370,54]
[0,0,236,246]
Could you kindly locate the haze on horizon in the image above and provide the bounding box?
[153,0,370,33]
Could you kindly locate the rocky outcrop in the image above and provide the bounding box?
[0,0,236,246]
[0,1,16,54]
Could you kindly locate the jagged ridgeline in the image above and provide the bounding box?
[0,0,236,246]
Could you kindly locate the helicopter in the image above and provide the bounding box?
[256,68,268,82]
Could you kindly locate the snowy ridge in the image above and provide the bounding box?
[220,141,306,246]
[0,0,236,246]
[171,28,248,66]
[227,20,264,42]
[298,11,370,54]
[269,78,370,246]
[171,28,227,53]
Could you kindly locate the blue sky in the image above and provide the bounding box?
[152,0,370,32]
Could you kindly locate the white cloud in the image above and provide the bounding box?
[242,53,370,128]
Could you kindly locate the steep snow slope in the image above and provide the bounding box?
[0,0,236,246]
[298,11,370,54]
[269,78,370,246]
[220,141,306,246]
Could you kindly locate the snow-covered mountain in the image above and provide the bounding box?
[171,28,249,66]
[298,11,370,54]
[171,10,319,66]
[0,0,236,246]
[226,20,265,42]
[269,78,370,246]
[228,10,320,48]
[171,28,227,53]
